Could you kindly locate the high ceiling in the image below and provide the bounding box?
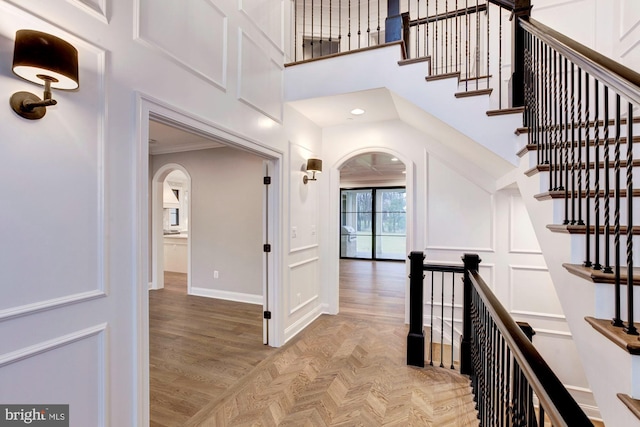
[340,152,406,183]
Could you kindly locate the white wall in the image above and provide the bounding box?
[0,0,323,425]
[152,147,264,300]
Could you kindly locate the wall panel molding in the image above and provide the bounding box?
[238,0,284,53]
[508,193,542,254]
[0,290,106,322]
[238,29,284,122]
[134,0,228,90]
[288,257,319,315]
[66,0,108,23]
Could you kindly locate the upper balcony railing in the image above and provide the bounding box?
[289,0,530,108]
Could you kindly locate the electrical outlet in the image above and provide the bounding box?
[214,270,219,279]
[292,226,297,238]
[297,293,301,304]
[311,225,316,236]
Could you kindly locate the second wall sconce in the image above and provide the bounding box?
[303,158,322,184]
[10,29,79,120]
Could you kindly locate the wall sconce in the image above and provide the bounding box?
[10,29,79,120]
[303,158,322,184]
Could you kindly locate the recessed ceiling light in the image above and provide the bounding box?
[402,170,406,174]
[350,108,365,116]
[391,157,398,162]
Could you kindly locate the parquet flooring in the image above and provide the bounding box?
[150,261,479,426]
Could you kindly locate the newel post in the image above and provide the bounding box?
[460,253,481,375]
[407,251,426,367]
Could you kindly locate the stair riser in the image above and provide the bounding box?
[594,282,640,322]
[569,233,640,268]
[549,198,640,226]
[538,168,640,195]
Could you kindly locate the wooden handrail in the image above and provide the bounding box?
[520,17,640,106]
[468,269,593,426]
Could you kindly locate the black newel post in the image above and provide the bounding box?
[511,0,532,107]
[407,251,426,367]
[460,253,481,375]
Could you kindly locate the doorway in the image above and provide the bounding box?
[136,95,283,426]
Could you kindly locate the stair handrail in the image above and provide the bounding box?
[520,17,640,106]
[465,260,593,426]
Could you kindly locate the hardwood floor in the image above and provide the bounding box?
[149,261,479,426]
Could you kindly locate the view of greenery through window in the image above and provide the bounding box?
[341,187,406,260]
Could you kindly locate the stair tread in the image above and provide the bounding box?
[520,135,640,152]
[486,107,525,117]
[454,88,493,98]
[398,56,431,66]
[564,263,640,285]
[547,224,640,235]
[425,71,460,82]
[618,393,640,421]
[585,317,640,355]
[535,188,640,200]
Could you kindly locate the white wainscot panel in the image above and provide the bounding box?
[239,0,284,52]
[137,0,227,89]
[66,0,108,23]
[238,30,283,122]
[288,257,319,315]
[0,325,106,426]
[620,0,640,40]
[426,158,493,251]
[509,266,564,317]
[509,194,541,254]
[0,12,107,318]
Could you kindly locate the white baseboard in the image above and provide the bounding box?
[284,305,325,343]
[190,286,262,305]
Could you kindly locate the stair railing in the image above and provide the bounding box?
[521,17,640,337]
[288,1,528,107]
[407,251,592,426]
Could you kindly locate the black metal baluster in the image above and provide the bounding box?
[614,95,623,326]
[535,37,541,164]
[594,80,602,270]
[465,0,469,88]
[430,270,435,365]
[377,0,381,45]
[348,0,351,51]
[563,57,570,225]
[584,73,592,267]
[549,50,562,190]
[498,5,502,109]
[320,0,323,55]
[416,0,421,54]
[570,63,577,224]
[475,0,479,88]
[544,45,550,173]
[450,272,455,369]
[446,0,449,73]
[329,0,332,52]
[505,347,512,424]
[366,0,370,47]
[357,0,361,49]
[339,0,342,51]
[302,0,307,59]
[486,2,490,90]
[604,87,613,273]
[435,0,439,73]
[294,0,298,61]
[426,0,430,57]
[577,68,585,225]
[625,101,638,336]
[311,0,314,58]
[440,271,445,368]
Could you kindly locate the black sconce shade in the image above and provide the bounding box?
[12,29,79,90]
[303,158,323,184]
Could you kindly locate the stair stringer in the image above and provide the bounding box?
[516,150,640,427]
[284,44,522,166]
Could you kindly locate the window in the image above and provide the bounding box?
[340,187,406,260]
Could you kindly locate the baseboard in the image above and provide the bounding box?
[189,286,262,305]
[283,305,324,343]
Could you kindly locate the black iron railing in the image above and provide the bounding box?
[289,0,529,107]
[521,17,640,336]
[407,251,592,426]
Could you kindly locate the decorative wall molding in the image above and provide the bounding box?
[0,323,106,368]
[134,0,228,90]
[238,0,284,53]
[65,0,108,23]
[290,243,319,254]
[508,193,542,254]
[290,295,319,315]
[284,304,323,343]
[237,29,284,122]
[0,290,106,322]
[190,286,262,305]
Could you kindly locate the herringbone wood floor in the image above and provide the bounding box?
[150,260,479,426]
